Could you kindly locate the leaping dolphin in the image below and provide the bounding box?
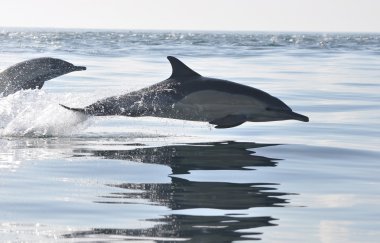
[61,56,308,128]
[0,57,86,97]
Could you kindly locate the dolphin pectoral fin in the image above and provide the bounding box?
[209,115,247,128]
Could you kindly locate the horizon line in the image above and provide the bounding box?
[1,26,380,34]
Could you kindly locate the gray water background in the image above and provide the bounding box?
[0,29,379,242]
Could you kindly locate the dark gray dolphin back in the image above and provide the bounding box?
[0,57,86,97]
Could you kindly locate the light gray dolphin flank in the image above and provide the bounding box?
[0,57,86,97]
[61,56,308,128]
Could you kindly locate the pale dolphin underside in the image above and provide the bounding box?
[0,57,86,97]
[61,56,308,128]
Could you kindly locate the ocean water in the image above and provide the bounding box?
[0,29,379,242]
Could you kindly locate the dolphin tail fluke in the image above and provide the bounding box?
[60,104,86,113]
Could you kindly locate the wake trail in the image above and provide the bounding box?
[0,90,92,137]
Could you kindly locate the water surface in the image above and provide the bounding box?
[0,29,379,242]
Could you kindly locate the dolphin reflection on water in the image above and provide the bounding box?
[61,56,309,128]
[67,141,293,242]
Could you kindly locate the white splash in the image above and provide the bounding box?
[0,90,91,137]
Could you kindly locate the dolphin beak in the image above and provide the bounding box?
[267,107,309,122]
[73,66,87,71]
[287,110,309,122]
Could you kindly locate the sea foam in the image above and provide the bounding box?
[0,90,90,137]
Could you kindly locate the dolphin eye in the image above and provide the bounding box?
[266,107,284,112]
[49,63,58,69]
[50,61,65,70]
[267,107,292,112]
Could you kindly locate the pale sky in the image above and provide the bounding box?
[0,0,379,32]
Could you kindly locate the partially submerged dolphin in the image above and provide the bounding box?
[0,57,86,97]
[61,56,308,128]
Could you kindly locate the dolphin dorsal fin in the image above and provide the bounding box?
[167,56,201,79]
